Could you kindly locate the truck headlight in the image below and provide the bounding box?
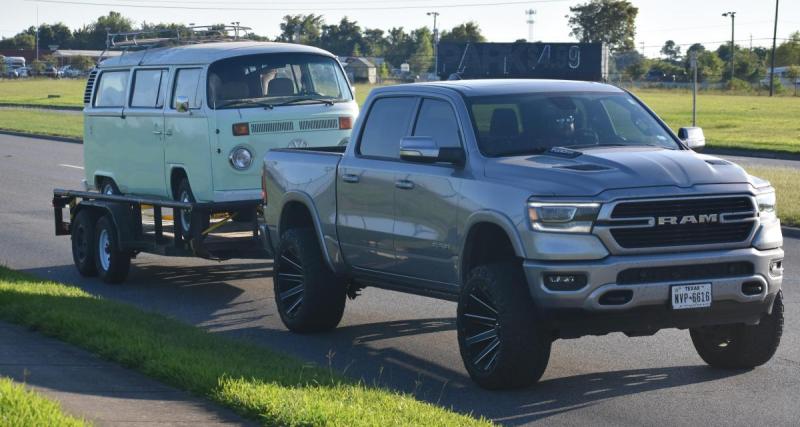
[229,147,253,170]
[528,202,601,233]
[756,191,776,221]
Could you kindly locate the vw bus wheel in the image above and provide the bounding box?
[100,179,120,195]
[174,178,209,238]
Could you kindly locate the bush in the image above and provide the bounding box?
[725,78,752,92]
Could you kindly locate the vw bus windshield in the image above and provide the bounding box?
[208,53,353,109]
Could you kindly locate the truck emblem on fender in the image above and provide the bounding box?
[657,214,719,225]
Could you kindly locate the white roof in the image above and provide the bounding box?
[53,50,122,58]
[97,41,336,68]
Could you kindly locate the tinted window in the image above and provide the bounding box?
[94,70,129,107]
[359,97,417,159]
[130,69,168,108]
[413,99,461,148]
[468,92,679,157]
[172,68,202,109]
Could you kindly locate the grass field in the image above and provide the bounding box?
[0,108,82,139]
[0,267,489,427]
[0,377,88,426]
[0,79,85,108]
[0,79,798,153]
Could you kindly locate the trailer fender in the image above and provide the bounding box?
[72,201,138,250]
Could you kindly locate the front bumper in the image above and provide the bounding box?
[523,247,783,337]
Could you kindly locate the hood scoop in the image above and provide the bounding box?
[705,159,733,166]
[556,164,612,171]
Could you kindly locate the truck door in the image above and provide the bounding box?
[336,96,418,271]
[125,68,168,197]
[392,98,463,286]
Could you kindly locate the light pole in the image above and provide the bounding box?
[769,0,779,96]
[722,11,736,82]
[231,21,240,39]
[427,11,440,76]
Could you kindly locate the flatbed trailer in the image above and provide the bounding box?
[53,189,272,283]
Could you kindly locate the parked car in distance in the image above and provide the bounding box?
[5,68,19,78]
[82,41,358,234]
[262,79,784,390]
[59,65,84,78]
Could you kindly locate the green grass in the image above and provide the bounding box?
[0,79,85,108]
[0,108,82,139]
[0,267,489,427]
[0,377,88,426]
[746,166,800,228]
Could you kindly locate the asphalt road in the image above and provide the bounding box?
[1,134,798,426]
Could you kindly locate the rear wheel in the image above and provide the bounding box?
[71,210,97,277]
[274,228,346,333]
[457,263,551,389]
[94,215,131,284]
[690,292,784,369]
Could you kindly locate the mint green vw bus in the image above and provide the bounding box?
[83,41,357,233]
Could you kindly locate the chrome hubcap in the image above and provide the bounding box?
[463,287,500,372]
[276,248,305,318]
[98,229,111,271]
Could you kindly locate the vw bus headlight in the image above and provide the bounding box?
[229,147,253,170]
[528,202,601,233]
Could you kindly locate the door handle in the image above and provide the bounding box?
[395,179,415,190]
[342,173,360,183]
[152,130,163,135]
[164,129,173,136]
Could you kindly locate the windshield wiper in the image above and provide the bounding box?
[217,98,274,110]
[270,97,335,107]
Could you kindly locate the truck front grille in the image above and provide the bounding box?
[607,196,756,249]
[617,261,754,285]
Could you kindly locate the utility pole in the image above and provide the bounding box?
[722,11,736,82]
[640,41,645,57]
[525,9,536,41]
[427,11,440,76]
[35,4,39,62]
[769,0,779,96]
[691,51,698,126]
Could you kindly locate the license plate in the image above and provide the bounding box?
[671,283,712,310]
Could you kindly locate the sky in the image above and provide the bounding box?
[2,0,799,57]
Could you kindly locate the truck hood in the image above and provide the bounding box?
[484,146,761,197]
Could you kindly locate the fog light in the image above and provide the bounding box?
[543,273,587,291]
[769,260,783,277]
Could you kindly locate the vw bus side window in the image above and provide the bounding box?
[130,69,168,108]
[172,68,202,110]
[94,70,129,108]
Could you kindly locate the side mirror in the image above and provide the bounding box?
[399,136,465,166]
[174,95,190,113]
[678,126,706,151]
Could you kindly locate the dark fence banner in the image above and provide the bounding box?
[436,42,608,82]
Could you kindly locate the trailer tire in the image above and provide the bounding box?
[71,209,98,277]
[94,215,131,284]
[274,228,345,333]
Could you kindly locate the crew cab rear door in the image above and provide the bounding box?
[336,96,418,271]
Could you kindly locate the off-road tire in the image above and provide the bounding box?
[94,215,131,284]
[174,177,209,239]
[457,262,552,389]
[690,291,784,369]
[71,209,97,277]
[274,228,346,333]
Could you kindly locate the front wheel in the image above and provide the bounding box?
[174,177,209,238]
[94,215,131,284]
[274,228,346,333]
[457,263,551,389]
[690,291,784,369]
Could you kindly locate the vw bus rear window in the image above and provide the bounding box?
[207,53,353,109]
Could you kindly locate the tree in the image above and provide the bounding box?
[30,59,46,76]
[409,29,433,75]
[771,31,800,67]
[692,51,724,82]
[362,28,387,56]
[649,59,686,82]
[0,33,35,50]
[69,55,95,72]
[660,40,681,62]
[36,23,74,50]
[439,22,486,44]
[626,59,649,80]
[277,14,323,44]
[0,60,7,76]
[686,43,705,56]
[319,17,362,56]
[384,27,415,68]
[785,65,800,96]
[567,0,638,52]
[378,62,389,81]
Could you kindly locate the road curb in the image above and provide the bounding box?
[782,226,800,239]
[0,129,82,144]
[0,102,83,111]
[704,147,800,162]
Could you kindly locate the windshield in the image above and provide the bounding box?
[207,53,353,109]
[467,92,680,157]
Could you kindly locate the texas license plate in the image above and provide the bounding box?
[671,283,712,310]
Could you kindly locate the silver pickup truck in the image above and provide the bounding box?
[261,79,784,389]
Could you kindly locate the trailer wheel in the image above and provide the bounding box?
[457,263,551,389]
[94,215,131,284]
[174,178,209,238]
[274,228,346,333]
[71,210,97,277]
